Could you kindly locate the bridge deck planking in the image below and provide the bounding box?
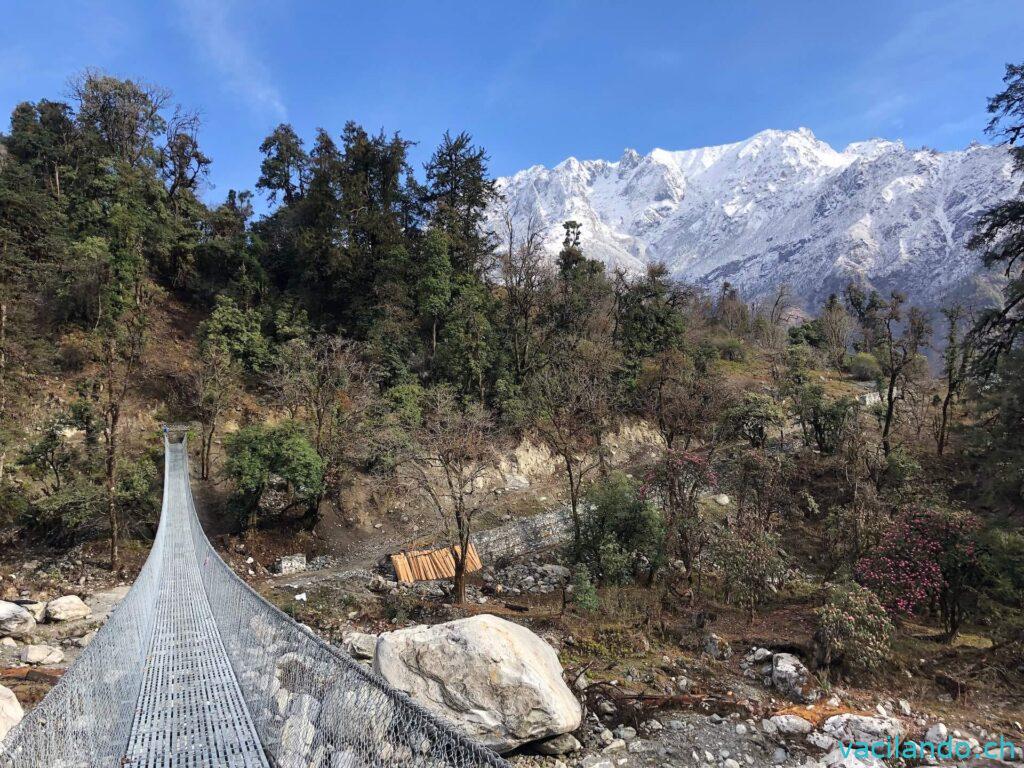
[123,446,269,768]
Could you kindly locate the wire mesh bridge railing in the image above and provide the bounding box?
[0,436,510,768]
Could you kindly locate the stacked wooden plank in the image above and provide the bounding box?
[390,544,483,583]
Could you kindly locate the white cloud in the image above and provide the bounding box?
[174,0,286,119]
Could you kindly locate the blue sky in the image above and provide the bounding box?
[2,0,1022,210]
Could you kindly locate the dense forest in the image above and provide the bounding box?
[1,64,1023,664]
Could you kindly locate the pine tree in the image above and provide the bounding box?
[257,123,308,206]
[424,131,497,276]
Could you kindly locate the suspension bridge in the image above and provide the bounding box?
[0,433,509,767]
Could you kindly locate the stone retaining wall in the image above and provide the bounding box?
[472,508,575,566]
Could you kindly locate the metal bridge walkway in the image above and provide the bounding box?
[0,436,509,768]
[124,444,268,767]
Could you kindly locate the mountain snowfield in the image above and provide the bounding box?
[487,127,1021,309]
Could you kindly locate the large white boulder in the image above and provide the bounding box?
[374,614,582,753]
[0,602,35,639]
[46,595,92,622]
[0,684,23,742]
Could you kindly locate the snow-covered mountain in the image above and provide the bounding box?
[488,128,1020,309]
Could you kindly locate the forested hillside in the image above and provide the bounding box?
[1,66,1023,724]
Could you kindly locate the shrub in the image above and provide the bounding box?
[29,479,106,544]
[716,337,746,362]
[199,296,270,373]
[814,582,893,674]
[224,422,325,528]
[710,526,787,611]
[788,319,825,348]
[56,331,94,372]
[571,566,599,613]
[384,382,425,426]
[725,393,784,449]
[574,472,665,584]
[849,352,881,381]
[878,446,921,492]
[980,528,1024,610]
[856,506,982,637]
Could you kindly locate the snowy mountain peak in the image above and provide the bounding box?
[488,129,1019,308]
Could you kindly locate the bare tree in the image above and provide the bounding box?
[936,304,975,455]
[161,107,211,204]
[874,293,931,456]
[497,210,554,380]
[714,282,750,335]
[819,293,852,369]
[641,348,732,453]
[754,283,791,350]
[530,348,614,546]
[271,336,374,524]
[190,345,239,480]
[400,387,495,602]
[101,281,150,570]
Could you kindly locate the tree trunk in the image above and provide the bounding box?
[202,422,216,480]
[107,421,119,571]
[565,457,581,549]
[881,373,898,457]
[937,392,953,456]
[0,301,6,420]
[453,554,467,604]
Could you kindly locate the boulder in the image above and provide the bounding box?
[0,684,23,742]
[534,733,582,755]
[504,473,530,491]
[0,602,35,639]
[714,494,731,506]
[925,722,947,743]
[820,745,885,767]
[21,644,63,665]
[46,595,92,622]
[344,632,377,660]
[769,714,814,735]
[539,564,571,581]
[74,631,96,648]
[772,653,818,702]
[703,632,733,660]
[374,614,582,753]
[18,601,46,623]
[274,554,307,575]
[822,713,903,745]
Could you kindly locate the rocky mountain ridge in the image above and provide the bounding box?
[488,128,1020,308]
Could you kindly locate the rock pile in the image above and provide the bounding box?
[741,647,819,703]
[480,560,572,597]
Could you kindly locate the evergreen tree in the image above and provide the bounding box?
[256,123,308,206]
[424,131,497,276]
[416,228,453,355]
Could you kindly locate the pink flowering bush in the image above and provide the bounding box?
[855,506,982,638]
